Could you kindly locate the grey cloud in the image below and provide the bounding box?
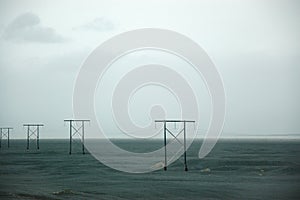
[74,17,115,31]
[2,12,65,43]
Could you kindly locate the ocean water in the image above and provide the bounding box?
[0,139,299,200]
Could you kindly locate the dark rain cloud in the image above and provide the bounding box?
[74,17,115,31]
[2,12,65,43]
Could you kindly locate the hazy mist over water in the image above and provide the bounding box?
[0,0,299,139]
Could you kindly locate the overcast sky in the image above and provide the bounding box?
[0,0,299,139]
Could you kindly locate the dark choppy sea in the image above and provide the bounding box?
[0,139,299,200]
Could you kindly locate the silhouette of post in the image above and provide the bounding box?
[155,120,195,171]
[64,119,90,154]
[23,124,44,150]
[163,121,167,171]
[183,121,187,171]
[0,128,13,148]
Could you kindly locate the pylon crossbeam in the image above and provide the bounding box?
[29,128,37,135]
[71,125,82,137]
[29,132,37,138]
[166,128,183,145]
[72,132,81,137]
[2,132,8,138]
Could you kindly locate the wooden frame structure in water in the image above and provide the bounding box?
[155,120,195,171]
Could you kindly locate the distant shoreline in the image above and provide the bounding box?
[6,137,300,141]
